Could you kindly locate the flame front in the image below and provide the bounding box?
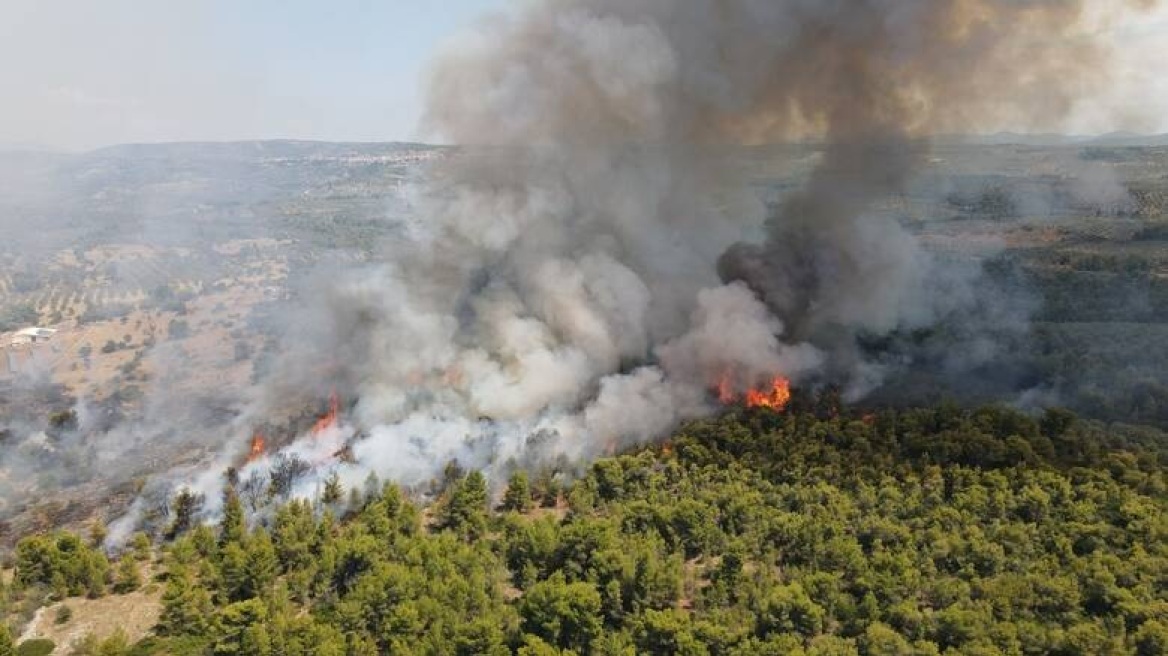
[311,390,340,436]
[744,377,791,410]
[247,432,266,463]
[716,373,792,412]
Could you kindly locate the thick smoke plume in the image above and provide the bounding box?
[117,0,1154,532]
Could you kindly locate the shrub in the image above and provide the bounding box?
[15,638,55,656]
[167,319,190,340]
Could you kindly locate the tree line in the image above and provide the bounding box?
[1,402,1166,655]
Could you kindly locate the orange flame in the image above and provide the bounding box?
[716,372,792,412]
[247,432,266,463]
[311,390,340,436]
[744,377,791,410]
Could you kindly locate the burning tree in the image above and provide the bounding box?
[311,390,340,436]
[718,373,793,412]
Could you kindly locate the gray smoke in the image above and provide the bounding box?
[112,0,1157,531]
[320,2,1146,469]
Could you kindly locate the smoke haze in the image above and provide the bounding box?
[5,1,1158,538]
[242,0,1157,496]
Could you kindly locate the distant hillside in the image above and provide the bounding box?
[86,139,444,160]
[936,132,1168,147]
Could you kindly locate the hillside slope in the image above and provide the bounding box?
[2,403,1166,655]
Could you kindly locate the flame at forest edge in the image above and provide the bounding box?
[246,432,266,464]
[718,373,792,411]
[311,390,340,437]
[243,390,341,464]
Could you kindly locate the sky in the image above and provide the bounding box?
[1,0,1166,151]
[0,1,502,150]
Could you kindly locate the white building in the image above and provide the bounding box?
[10,327,56,347]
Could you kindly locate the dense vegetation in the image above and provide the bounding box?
[2,402,1166,655]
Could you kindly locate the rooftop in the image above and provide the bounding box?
[14,327,57,338]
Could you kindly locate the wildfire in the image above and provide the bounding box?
[247,432,266,463]
[311,390,340,437]
[717,373,735,405]
[716,373,792,412]
[744,377,791,410]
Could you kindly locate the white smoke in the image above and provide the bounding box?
[110,0,1157,536]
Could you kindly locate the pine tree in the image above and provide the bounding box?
[50,571,69,599]
[88,521,108,549]
[191,525,218,559]
[442,460,465,492]
[130,532,152,561]
[14,535,55,588]
[218,543,249,602]
[167,489,206,540]
[241,623,273,656]
[219,491,245,548]
[213,599,268,656]
[83,552,110,599]
[113,553,142,593]
[520,574,602,653]
[158,570,214,637]
[437,471,489,540]
[244,529,278,598]
[502,471,533,513]
[346,632,378,656]
[321,471,344,506]
[347,487,363,513]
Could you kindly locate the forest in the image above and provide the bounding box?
[2,400,1165,655]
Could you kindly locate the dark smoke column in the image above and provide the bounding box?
[106,0,1159,544]
[712,0,1113,343]
[426,0,1147,394]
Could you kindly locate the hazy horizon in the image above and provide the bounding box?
[7,130,1168,157]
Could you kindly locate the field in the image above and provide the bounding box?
[0,142,440,543]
